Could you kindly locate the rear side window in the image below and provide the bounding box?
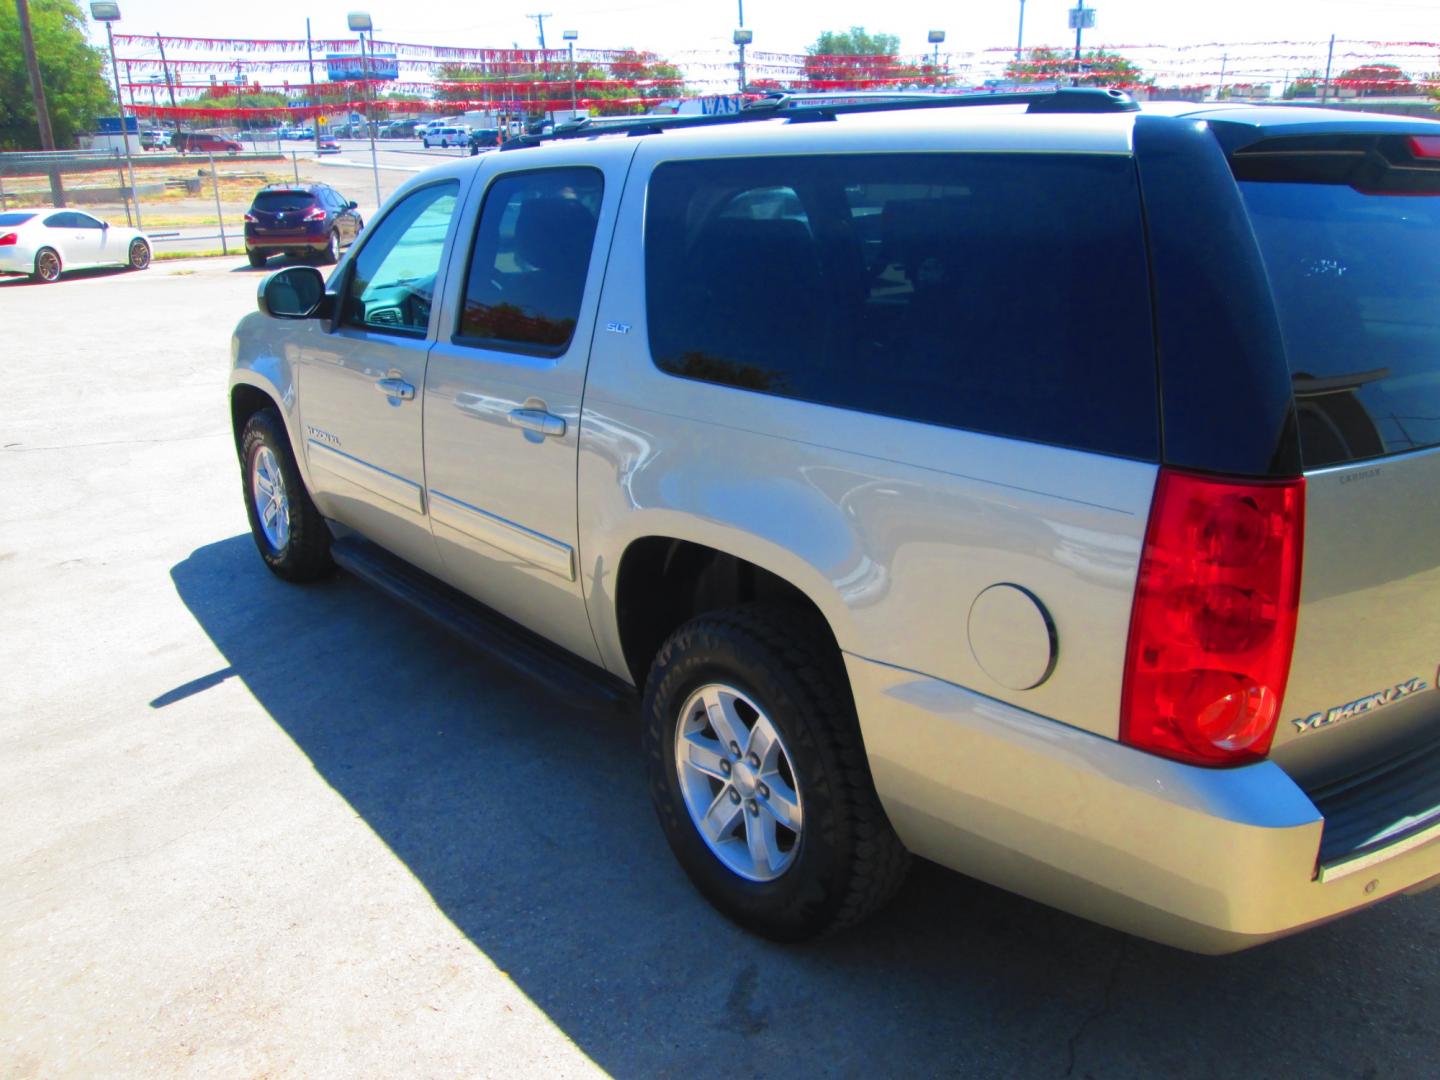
[645,153,1157,459]
[456,167,603,355]
[1240,180,1440,468]
[254,191,316,212]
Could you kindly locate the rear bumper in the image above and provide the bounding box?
[847,654,1440,954]
[0,245,37,274]
[245,231,327,252]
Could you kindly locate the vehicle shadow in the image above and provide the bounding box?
[167,535,1440,1078]
[0,265,133,287]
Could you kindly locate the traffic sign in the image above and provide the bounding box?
[1068,7,1097,29]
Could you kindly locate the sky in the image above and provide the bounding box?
[88,0,1440,59]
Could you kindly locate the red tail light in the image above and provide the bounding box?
[0,233,16,246]
[243,212,258,224]
[302,206,327,221]
[1120,468,1305,766]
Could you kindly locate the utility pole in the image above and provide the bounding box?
[16,0,65,205]
[155,33,177,107]
[1217,53,1228,100]
[528,13,552,121]
[1320,34,1336,104]
[1074,0,1085,63]
[306,18,321,152]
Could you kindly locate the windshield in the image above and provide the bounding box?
[1240,180,1440,469]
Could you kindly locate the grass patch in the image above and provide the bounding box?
[153,249,233,261]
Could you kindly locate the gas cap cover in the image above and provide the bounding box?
[966,583,1058,691]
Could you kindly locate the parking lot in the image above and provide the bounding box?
[3,257,1439,1078]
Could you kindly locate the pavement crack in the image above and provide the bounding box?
[1063,937,1129,1077]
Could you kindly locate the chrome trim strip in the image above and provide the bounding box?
[427,489,576,581]
[306,439,425,516]
[1317,818,1440,883]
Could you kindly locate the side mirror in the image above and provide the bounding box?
[100,221,109,229]
[257,265,330,319]
[347,200,358,210]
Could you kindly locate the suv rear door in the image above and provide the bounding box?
[1227,127,1440,786]
[420,143,636,664]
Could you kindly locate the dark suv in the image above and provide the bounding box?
[244,183,364,268]
[467,128,501,154]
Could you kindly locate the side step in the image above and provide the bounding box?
[330,535,635,707]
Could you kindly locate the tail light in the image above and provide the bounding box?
[243,212,258,224]
[1120,468,1305,766]
[302,206,327,221]
[0,233,16,246]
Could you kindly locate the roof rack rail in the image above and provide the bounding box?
[501,87,1138,151]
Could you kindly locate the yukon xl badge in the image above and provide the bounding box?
[1291,673,1433,735]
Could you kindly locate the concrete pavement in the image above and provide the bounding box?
[2,258,1439,1078]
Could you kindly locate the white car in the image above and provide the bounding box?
[0,209,151,283]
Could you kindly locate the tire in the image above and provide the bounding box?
[316,230,339,265]
[247,249,268,268]
[643,604,909,940]
[31,247,61,284]
[239,407,333,582]
[127,238,151,270]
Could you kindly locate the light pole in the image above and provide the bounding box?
[733,28,752,94]
[90,2,141,228]
[927,30,945,86]
[348,12,382,208]
[1016,0,1026,63]
[563,30,578,115]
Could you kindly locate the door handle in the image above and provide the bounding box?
[506,407,566,438]
[375,377,415,400]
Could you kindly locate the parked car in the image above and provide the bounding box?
[140,129,170,150]
[229,90,1440,953]
[172,131,242,154]
[422,125,468,148]
[467,128,501,155]
[0,208,150,283]
[242,183,363,268]
[317,137,341,154]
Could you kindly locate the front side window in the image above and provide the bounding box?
[43,212,73,228]
[72,213,103,229]
[343,181,459,336]
[456,167,603,354]
[645,154,1158,460]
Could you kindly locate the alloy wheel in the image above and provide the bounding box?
[250,444,291,551]
[673,682,804,882]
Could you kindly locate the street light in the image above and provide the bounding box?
[927,30,945,84]
[348,11,382,207]
[563,30,578,116]
[733,28,753,94]
[89,2,141,229]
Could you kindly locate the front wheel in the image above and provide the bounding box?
[128,238,151,270]
[239,407,333,582]
[643,605,909,940]
[31,247,61,284]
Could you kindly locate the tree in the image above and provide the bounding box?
[805,26,922,89]
[1336,63,1414,96]
[0,0,113,150]
[809,27,900,56]
[1004,46,1149,88]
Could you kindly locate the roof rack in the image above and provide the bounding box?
[501,87,1138,151]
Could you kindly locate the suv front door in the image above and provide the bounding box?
[422,148,634,663]
[299,178,465,572]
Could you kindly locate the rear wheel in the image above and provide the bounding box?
[247,250,268,269]
[316,231,339,265]
[643,605,910,940]
[127,238,151,270]
[239,407,333,582]
[31,247,61,284]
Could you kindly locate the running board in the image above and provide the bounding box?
[330,535,634,707]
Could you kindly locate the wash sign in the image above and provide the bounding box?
[326,52,400,81]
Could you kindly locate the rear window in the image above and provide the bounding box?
[644,153,1158,459]
[253,191,316,212]
[1240,178,1440,468]
[0,212,36,226]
